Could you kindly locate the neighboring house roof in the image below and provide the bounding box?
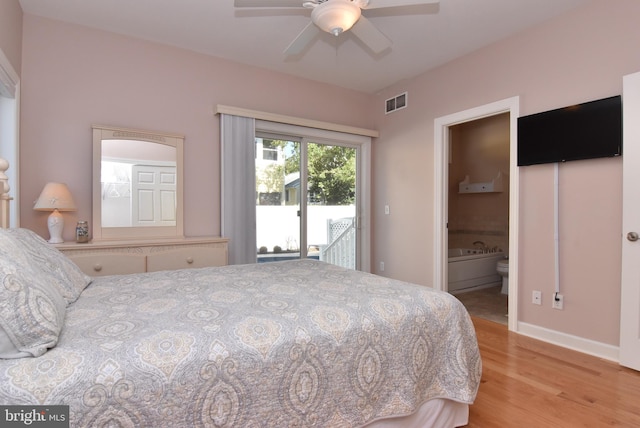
[285,172,300,189]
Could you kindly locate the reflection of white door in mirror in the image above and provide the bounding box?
[92,125,184,241]
[131,164,177,227]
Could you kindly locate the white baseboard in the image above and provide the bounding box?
[517,322,619,363]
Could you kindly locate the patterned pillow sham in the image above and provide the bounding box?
[0,228,92,303]
[0,259,67,358]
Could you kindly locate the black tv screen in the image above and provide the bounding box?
[517,95,622,166]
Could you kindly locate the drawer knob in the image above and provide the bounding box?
[186,257,194,264]
[93,264,103,272]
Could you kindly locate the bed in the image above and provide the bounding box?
[0,160,481,427]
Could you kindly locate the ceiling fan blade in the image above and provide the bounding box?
[349,16,392,54]
[234,0,303,7]
[284,22,321,56]
[362,0,439,10]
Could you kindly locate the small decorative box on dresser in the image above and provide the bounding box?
[55,237,229,276]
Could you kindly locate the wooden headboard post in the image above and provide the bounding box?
[0,157,11,228]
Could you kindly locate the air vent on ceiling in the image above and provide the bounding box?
[385,92,407,114]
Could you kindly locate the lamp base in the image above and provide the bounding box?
[47,209,65,244]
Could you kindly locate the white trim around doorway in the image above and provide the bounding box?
[434,96,520,332]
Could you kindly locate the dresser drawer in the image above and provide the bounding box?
[56,237,228,276]
[68,253,147,276]
[146,247,226,272]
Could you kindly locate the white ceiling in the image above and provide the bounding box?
[18,0,589,94]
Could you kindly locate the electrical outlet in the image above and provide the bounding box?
[552,293,564,310]
[532,290,542,305]
[379,261,385,272]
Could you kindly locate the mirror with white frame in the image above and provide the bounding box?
[92,125,184,241]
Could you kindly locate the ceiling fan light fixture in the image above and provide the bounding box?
[311,0,362,36]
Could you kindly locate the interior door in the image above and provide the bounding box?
[620,71,640,371]
[132,165,177,226]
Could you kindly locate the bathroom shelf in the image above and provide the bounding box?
[459,171,504,193]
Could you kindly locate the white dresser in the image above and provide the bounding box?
[55,237,228,276]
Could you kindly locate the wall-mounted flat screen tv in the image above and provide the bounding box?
[517,95,622,166]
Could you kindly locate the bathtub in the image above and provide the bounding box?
[448,248,505,294]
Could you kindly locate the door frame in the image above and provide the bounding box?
[433,96,520,331]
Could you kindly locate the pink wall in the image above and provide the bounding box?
[19,14,373,240]
[371,0,640,346]
[15,1,640,349]
[0,0,22,75]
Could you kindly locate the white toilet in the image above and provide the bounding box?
[497,258,509,294]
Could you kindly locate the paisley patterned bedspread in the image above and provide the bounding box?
[0,260,481,427]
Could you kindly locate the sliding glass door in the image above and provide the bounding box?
[255,135,358,269]
[255,137,302,261]
[305,142,357,268]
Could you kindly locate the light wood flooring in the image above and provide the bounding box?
[468,317,640,427]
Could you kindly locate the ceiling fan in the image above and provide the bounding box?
[234,0,440,56]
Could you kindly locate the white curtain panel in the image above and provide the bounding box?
[220,114,256,265]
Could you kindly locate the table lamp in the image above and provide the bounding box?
[33,182,77,243]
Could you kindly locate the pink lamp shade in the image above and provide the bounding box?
[33,182,77,243]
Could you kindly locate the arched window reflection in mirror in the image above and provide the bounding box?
[92,125,184,241]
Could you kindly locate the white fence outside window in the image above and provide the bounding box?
[256,205,356,269]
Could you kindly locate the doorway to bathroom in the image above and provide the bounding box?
[448,113,510,325]
[433,97,520,331]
